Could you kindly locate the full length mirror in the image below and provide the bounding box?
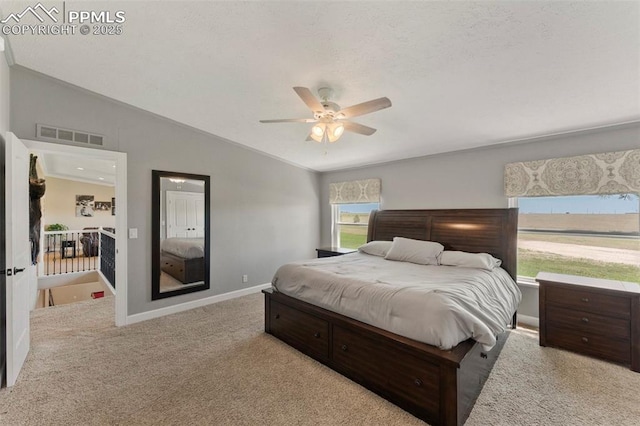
[152,170,210,300]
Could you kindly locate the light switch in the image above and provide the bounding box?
[128,228,138,239]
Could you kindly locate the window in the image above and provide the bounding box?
[332,203,379,249]
[516,194,640,284]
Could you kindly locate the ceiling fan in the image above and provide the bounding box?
[260,87,392,143]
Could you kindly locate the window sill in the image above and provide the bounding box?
[516,277,539,289]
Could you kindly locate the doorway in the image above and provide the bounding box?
[23,139,128,326]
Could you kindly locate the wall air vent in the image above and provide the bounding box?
[36,124,105,146]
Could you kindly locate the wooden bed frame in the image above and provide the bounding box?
[160,251,205,284]
[263,208,518,426]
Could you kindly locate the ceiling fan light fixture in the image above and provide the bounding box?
[311,124,325,137]
[325,122,344,143]
[333,123,345,138]
[260,86,392,144]
[310,123,326,143]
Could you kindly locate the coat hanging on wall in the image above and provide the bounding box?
[29,154,46,265]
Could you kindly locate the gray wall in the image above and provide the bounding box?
[10,67,320,316]
[320,122,640,319]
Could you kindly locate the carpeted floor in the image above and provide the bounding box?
[1,293,639,425]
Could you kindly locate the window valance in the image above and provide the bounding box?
[329,178,381,204]
[504,149,640,197]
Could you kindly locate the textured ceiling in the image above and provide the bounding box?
[3,1,639,171]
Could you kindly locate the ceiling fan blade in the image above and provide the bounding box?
[259,118,317,123]
[293,87,325,114]
[343,121,377,136]
[337,97,392,119]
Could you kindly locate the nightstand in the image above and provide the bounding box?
[61,240,76,259]
[537,272,640,372]
[315,247,356,258]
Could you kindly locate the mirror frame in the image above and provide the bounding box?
[151,170,211,300]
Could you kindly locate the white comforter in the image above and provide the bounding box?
[161,238,204,259]
[272,252,521,351]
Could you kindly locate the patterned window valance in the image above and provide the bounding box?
[504,149,640,197]
[329,178,381,204]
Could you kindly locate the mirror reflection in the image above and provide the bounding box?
[152,170,210,299]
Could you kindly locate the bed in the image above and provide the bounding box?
[160,237,205,284]
[263,208,519,426]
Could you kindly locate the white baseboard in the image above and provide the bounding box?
[125,283,272,326]
[518,314,539,328]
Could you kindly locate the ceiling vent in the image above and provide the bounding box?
[36,124,104,146]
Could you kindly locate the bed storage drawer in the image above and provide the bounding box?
[161,254,186,282]
[269,300,329,362]
[332,325,440,421]
[161,252,204,284]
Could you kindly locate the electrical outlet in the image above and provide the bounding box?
[242,275,248,283]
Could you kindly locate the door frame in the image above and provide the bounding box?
[23,139,128,326]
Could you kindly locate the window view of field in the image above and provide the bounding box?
[338,212,371,249]
[336,197,639,285]
[518,195,640,284]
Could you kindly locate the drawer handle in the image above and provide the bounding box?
[314,332,320,338]
[582,337,589,343]
[275,314,280,320]
[581,297,589,303]
[581,317,589,323]
[414,378,423,387]
[341,344,348,352]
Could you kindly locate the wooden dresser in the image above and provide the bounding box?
[537,272,640,372]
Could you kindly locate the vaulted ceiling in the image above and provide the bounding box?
[3,1,639,171]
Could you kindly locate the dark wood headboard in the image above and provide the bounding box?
[367,208,518,280]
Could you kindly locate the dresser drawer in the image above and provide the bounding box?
[269,300,329,361]
[546,286,630,319]
[546,325,630,364]
[547,305,630,340]
[333,326,440,417]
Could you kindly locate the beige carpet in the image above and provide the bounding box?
[1,294,639,425]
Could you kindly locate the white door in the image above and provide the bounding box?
[5,132,30,386]
[166,191,205,238]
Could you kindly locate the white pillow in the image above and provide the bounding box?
[439,251,502,271]
[358,241,393,257]
[384,237,444,265]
